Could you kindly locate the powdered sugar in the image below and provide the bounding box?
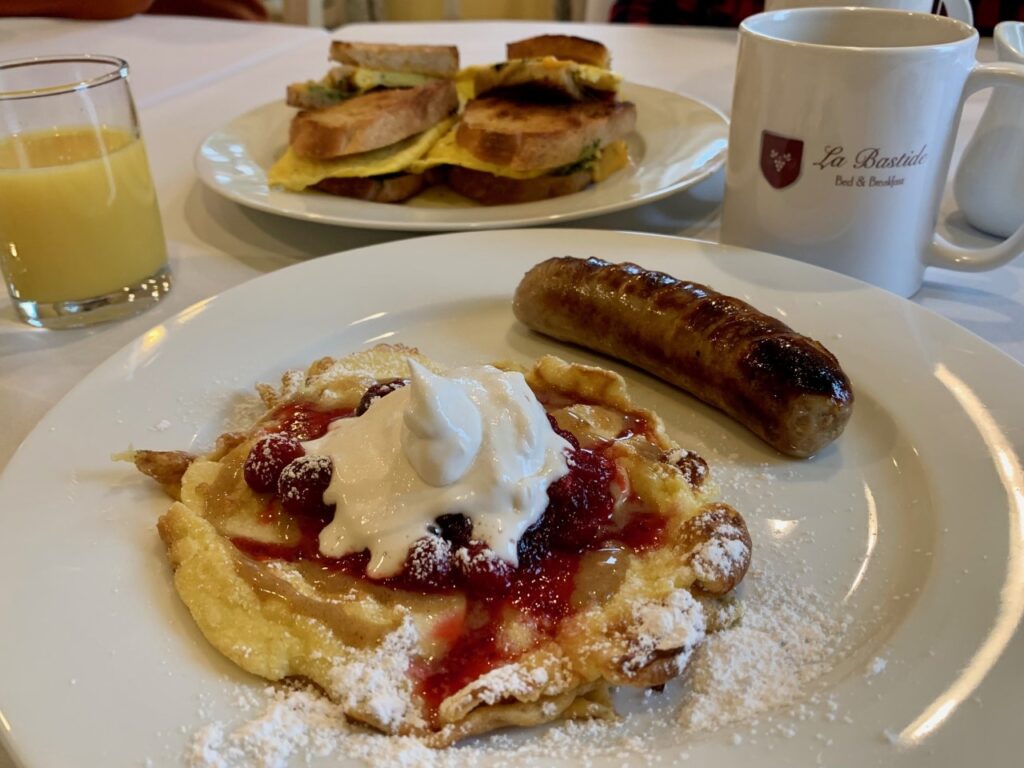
[690,537,750,580]
[454,664,550,707]
[325,615,422,730]
[187,618,427,765]
[406,534,453,582]
[678,559,848,731]
[453,542,499,570]
[191,690,672,768]
[190,688,345,768]
[625,590,706,675]
[865,656,887,677]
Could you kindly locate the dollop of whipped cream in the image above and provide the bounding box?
[303,360,572,578]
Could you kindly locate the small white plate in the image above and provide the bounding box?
[193,83,728,231]
[0,230,1021,767]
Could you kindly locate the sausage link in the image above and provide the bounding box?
[512,257,853,458]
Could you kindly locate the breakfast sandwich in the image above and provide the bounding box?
[269,42,459,203]
[411,35,636,204]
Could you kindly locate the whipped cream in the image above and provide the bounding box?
[304,360,572,577]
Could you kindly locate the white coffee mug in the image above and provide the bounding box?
[720,8,1024,297]
[763,0,972,27]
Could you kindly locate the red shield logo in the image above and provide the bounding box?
[760,131,803,189]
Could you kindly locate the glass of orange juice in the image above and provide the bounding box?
[0,55,171,329]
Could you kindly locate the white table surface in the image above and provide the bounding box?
[0,15,326,107]
[0,15,1017,768]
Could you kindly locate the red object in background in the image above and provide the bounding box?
[0,0,267,20]
[975,0,1024,33]
[148,0,267,20]
[611,0,765,26]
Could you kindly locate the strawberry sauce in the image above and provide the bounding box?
[262,401,354,441]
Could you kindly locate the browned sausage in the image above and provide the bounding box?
[512,257,854,458]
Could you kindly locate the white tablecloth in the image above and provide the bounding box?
[0,16,1017,768]
[0,15,326,107]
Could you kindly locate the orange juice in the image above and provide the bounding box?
[0,126,167,304]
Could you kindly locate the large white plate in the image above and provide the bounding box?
[0,230,1022,767]
[194,83,728,231]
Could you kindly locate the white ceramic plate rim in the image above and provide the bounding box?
[0,230,1021,768]
[193,83,729,231]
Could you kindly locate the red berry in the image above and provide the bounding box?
[545,449,616,552]
[398,535,453,589]
[356,378,408,416]
[517,519,554,569]
[435,513,473,548]
[244,434,305,493]
[278,455,333,517]
[454,541,514,596]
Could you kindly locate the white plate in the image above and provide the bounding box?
[0,230,1022,768]
[194,83,728,231]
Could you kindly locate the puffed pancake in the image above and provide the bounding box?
[513,257,854,458]
[131,344,751,747]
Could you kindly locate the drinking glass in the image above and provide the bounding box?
[0,55,171,329]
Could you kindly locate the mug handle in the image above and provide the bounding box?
[939,0,973,27]
[929,63,1024,272]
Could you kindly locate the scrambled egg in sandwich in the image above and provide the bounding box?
[270,117,455,192]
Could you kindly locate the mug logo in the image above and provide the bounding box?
[761,131,804,189]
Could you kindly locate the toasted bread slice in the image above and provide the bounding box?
[443,138,630,205]
[286,67,354,109]
[506,35,610,68]
[290,80,458,161]
[287,65,436,110]
[330,41,459,78]
[287,81,348,110]
[444,164,593,205]
[312,173,428,203]
[455,97,636,172]
[471,58,620,101]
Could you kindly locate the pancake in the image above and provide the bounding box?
[134,344,751,746]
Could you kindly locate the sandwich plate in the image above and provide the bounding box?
[194,83,728,231]
[0,230,1021,767]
